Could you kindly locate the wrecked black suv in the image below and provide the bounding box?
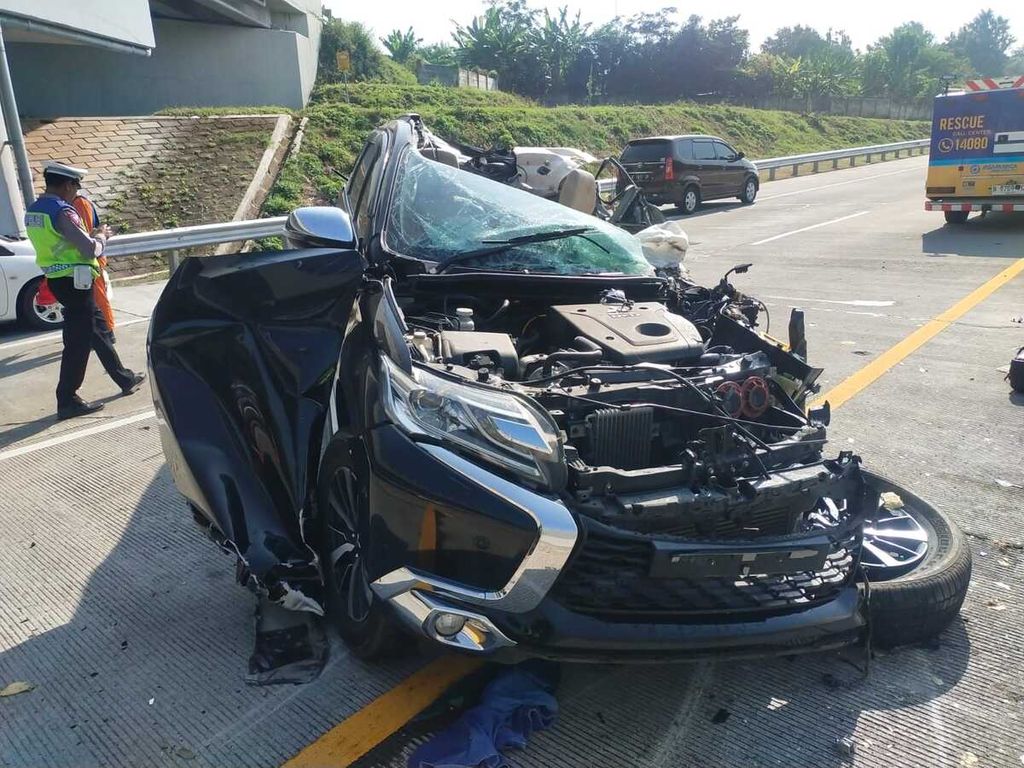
[148,115,970,663]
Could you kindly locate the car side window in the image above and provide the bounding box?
[693,141,716,161]
[714,141,738,161]
[342,137,379,213]
[674,139,693,161]
[355,135,388,238]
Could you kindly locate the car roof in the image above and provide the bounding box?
[627,134,724,143]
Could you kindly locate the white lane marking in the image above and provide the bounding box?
[0,317,150,353]
[765,295,895,307]
[0,410,155,462]
[750,210,870,245]
[758,166,922,201]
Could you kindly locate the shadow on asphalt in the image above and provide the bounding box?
[0,391,134,450]
[0,350,62,378]
[0,464,976,767]
[921,212,1024,257]
[0,467,256,765]
[658,200,747,221]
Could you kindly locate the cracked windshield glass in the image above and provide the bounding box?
[385,149,654,275]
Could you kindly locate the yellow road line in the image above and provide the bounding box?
[285,255,1024,768]
[816,256,1024,410]
[283,655,483,768]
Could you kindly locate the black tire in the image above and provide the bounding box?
[18,276,64,330]
[675,185,700,215]
[739,176,758,205]
[944,210,969,225]
[317,439,406,661]
[862,472,971,648]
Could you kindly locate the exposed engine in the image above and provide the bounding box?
[400,283,827,540]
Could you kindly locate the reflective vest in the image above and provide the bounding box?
[25,196,100,279]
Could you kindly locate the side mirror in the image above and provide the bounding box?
[284,207,356,250]
[734,151,745,160]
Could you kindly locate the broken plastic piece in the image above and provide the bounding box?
[246,596,328,686]
[880,491,904,511]
[0,681,35,697]
[834,736,856,756]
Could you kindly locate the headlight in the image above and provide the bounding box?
[382,357,565,489]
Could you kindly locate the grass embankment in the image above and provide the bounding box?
[177,83,929,217]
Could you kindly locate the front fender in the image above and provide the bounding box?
[148,247,365,594]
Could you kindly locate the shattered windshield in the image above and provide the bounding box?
[385,149,654,276]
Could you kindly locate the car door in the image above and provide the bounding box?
[0,247,9,319]
[714,140,746,197]
[691,139,723,198]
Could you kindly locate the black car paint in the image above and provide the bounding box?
[150,116,868,659]
[149,247,366,603]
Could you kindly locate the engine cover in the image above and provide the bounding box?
[549,302,704,364]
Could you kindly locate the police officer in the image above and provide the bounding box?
[25,162,145,420]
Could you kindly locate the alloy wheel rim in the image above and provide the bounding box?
[325,466,372,623]
[33,299,64,325]
[685,191,697,211]
[861,500,931,577]
[746,181,756,200]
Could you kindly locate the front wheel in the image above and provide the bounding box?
[317,440,406,660]
[18,277,64,330]
[739,177,758,205]
[675,185,700,215]
[861,472,971,648]
[944,210,969,225]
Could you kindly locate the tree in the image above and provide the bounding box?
[862,23,944,99]
[945,10,1015,77]
[418,43,458,66]
[318,18,385,83]
[381,27,422,65]
[762,25,827,59]
[535,7,590,96]
[452,0,542,95]
[1007,47,1024,76]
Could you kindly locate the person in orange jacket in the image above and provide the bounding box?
[72,192,117,342]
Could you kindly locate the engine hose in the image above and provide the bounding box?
[522,336,604,377]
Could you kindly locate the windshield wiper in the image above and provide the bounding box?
[435,226,602,272]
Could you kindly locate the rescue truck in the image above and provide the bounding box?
[926,76,1024,224]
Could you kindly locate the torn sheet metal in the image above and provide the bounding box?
[149,247,365,605]
[246,596,328,686]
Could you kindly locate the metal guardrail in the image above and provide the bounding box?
[753,139,930,180]
[99,138,929,269]
[104,216,288,270]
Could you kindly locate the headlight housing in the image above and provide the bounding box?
[382,357,566,490]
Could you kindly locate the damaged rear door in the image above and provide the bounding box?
[148,246,366,605]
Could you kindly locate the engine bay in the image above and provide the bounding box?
[397,280,830,536]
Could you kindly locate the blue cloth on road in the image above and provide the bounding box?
[408,664,558,768]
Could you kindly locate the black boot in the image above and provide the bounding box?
[57,396,105,421]
[121,371,146,396]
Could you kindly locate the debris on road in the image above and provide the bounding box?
[0,681,35,697]
[985,598,1008,611]
[712,708,731,724]
[881,491,904,510]
[407,662,558,768]
[960,752,979,767]
[767,697,788,711]
[834,735,856,756]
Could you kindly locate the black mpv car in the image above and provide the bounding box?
[149,115,969,663]
[619,135,760,214]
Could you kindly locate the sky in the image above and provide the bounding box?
[322,0,1023,53]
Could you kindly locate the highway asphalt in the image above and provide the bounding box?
[1,154,1022,768]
